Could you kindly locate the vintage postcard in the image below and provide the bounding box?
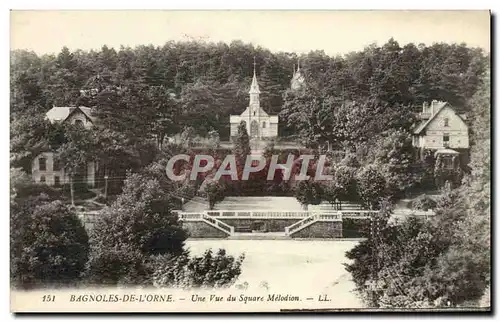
[9,10,491,313]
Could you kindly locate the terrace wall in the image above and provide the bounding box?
[182,221,229,238]
[218,218,299,232]
[290,221,343,238]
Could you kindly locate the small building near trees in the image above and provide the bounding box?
[31,106,97,188]
[412,100,469,168]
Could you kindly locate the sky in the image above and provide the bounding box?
[10,10,491,56]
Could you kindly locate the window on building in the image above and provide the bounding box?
[442,157,454,169]
[262,122,266,128]
[74,119,84,126]
[253,111,256,116]
[39,157,46,171]
[444,118,449,127]
[443,133,450,143]
[40,175,46,183]
[54,176,60,187]
[53,159,60,171]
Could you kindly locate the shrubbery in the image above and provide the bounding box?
[411,194,437,211]
[84,171,244,287]
[11,200,89,289]
[345,189,490,308]
[89,173,188,257]
[151,249,245,289]
[11,167,244,289]
[84,246,152,286]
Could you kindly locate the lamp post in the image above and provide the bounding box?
[104,175,109,199]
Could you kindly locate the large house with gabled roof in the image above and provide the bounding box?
[412,100,469,168]
[31,106,97,187]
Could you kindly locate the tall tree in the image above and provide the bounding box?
[55,124,96,206]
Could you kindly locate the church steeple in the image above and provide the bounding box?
[291,56,305,91]
[249,56,260,94]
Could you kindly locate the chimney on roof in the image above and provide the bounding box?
[431,100,439,115]
[422,101,429,114]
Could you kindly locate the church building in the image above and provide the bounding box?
[230,61,279,139]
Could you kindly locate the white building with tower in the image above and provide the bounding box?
[230,60,279,139]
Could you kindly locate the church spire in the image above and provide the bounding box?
[290,56,305,91]
[249,56,260,94]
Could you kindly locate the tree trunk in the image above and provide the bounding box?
[70,175,75,207]
[104,168,109,199]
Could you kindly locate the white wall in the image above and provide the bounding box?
[66,111,93,129]
[230,115,278,138]
[416,106,469,149]
[31,152,96,187]
[31,152,69,186]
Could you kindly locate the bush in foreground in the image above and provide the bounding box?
[152,249,245,289]
[84,246,152,286]
[11,200,89,288]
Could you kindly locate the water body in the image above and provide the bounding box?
[185,239,364,308]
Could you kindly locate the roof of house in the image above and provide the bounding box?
[435,148,460,155]
[413,102,465,135]
[46,106,94,124]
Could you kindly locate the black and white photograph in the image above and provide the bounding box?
[8,9,491,313]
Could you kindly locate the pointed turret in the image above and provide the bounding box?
[291,57,305,91]
[249,57,260,94]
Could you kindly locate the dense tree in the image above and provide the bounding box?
[10,39,488,146]
[90,172,188,257]
[10,114,52,171]
[233,121,250,158]
[345,69,491,308]
[371,129,421,198]
[294,180,324,210]
[356,166,387,210]
[11,199,89,289]
[151,249,245,289]
[200,179,226,210]
[55,124,96,206]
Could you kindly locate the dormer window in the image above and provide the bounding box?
[444,118,449,127]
